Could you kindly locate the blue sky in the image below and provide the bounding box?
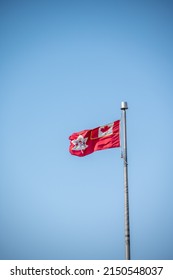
[0,0,173,260]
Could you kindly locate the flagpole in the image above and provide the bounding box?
[121,101,131,260]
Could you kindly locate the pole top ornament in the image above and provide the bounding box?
[121,101,128,110]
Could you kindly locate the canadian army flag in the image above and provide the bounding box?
[69,120,120,157]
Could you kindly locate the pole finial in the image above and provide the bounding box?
[121,101,128,110]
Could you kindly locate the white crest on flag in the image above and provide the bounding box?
[71,135,88,151]
[98,123,113,138]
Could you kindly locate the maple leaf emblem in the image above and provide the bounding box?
[71,135,88,151]
[98,123,113,138]
[100,125,110,133]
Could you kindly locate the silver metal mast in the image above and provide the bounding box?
[121,101,131,260]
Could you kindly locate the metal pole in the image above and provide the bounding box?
[121,101,131,260]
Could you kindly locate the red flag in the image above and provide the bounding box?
[69,120,120,157]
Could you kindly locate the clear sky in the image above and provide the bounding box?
[0,0,173,260]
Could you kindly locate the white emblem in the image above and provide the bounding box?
[71,135,88,151]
